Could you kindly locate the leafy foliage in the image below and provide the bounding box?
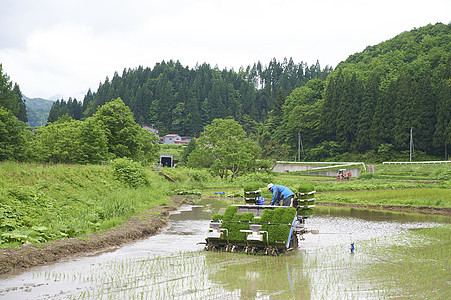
[188,118,258,179]
[317,23,451,159]
[0,64,26,120]
[53,58,331,138]
[32,98,159,164]
[0,107,30,161]
[0,162,169,247]
[111,157,149,188]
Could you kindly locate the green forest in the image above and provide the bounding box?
[1,22,450,165]
[25,97,54,127]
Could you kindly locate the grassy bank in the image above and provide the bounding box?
[0,162,171,248]
[1,162,449,248]
[316,188,451,207]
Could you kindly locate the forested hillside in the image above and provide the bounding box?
[319,22,450,159]
[47,59,332,137]
[25,96,54,127]
[2,23,450,164]
[47,23,450,161]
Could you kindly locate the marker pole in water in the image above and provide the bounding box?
[286,216,297,249]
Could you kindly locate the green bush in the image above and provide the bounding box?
[111,157,149,188]
[187,168,211,182]
[243,182,263,192]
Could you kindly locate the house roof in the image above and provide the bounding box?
[164,134,180,137]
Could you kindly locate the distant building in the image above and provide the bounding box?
[176,136,192,144]
[163,134,182,144]
[142,125,159,137]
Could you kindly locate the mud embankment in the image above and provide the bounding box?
[0,199,188,276]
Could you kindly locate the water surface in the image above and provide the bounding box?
[0,199,447,299]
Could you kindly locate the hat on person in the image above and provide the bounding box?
[267,183,274,190]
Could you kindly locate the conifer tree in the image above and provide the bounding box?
[0,64,19,116]
[357,73,378,151]
[13,83,28,123]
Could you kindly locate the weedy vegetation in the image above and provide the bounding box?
[0,162,169,247]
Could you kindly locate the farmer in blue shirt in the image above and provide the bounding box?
[267,183,295,206]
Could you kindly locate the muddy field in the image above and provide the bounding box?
[0,199,448,299]
[0,196,449,277]
[0,199,187,276]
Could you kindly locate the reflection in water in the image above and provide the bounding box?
[0,199,447,299]
[206,251,310,299]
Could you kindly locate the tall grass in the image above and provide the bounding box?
[0,162,171,247]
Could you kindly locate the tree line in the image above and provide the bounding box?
[47,58,331,137]
[1,22,450,165]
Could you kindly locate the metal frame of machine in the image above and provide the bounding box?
[205,191,316,255]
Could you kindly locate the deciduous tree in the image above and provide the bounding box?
[188,118,258,179]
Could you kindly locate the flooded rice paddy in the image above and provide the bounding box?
[0,199,449,299]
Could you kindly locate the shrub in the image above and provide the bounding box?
[111,157,149,187]
[243,182,263,192]
[187,168,211,182]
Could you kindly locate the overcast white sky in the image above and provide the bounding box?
[0,0,450,101]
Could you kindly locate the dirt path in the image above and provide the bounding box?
[0,198,188,276]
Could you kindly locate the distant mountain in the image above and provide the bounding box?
[24,96,54,127]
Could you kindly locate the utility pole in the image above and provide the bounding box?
[298,131,300,162]
[298,131,305,162]
[409,127,414,162]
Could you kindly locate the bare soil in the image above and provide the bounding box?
[0,198,188,276]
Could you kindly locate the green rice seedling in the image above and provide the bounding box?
[353,225,450,298]
[317,188,451,207]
